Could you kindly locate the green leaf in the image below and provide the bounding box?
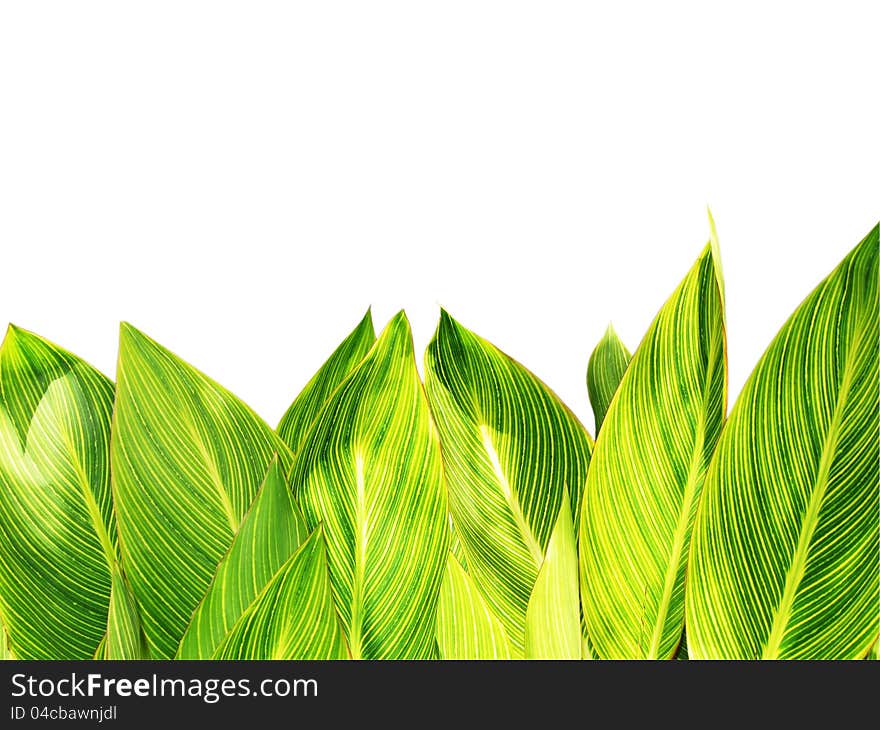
[292,312,448,659]
[424,311,592,656]
[587,323,631,434]
[0,612,13,659]
[104,566,150,659]
[436,553,511,659]
[687,225,879,660]
[0,326,116,659]
[525,487,580,659]
[111,324,294,658]
[278,309,375,455]
[214,527,349,660]
[177,459,307,658]
[448,514,469,572]
[580,240,726,659]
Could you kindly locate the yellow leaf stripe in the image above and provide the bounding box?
[436,554,511,659]
[214,527,349,660]
[687,225,879,659]
[581,241,726,659]
[0,327,116,659]
[292,312,448,659]
[425,311,592,656]
[112,324,294,658]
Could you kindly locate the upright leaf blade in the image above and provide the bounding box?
[587,324,631,433]
[214,528,349,660]
[424,311,592,655]
[0,327,116,659]
[292,312,448,659]
[177,460,307,658]
[525,487,580,659]
[104,566,150,660]
[112,324,294,658]
[278,309,375,455]
[687,226,879,660]
[436,554,511,659]
[581,241,726,659]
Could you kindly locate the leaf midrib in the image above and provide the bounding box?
[761,314,865,659]
[479,425,543,569]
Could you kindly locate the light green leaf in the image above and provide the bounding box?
[112,324,294,658]
[0,612,13,659]
[278,309,375,455]
[177,459,307,658]
[214,527,349,660]
[436,554,511,660]
[587,323,631,434]
[525,487,580,659]
[0,326,116,659]
[448,514,469,572]
[104,566,150,659]
[581,240,726,659]
[292,312,448,659]
[424,311,592,656]
[687,225,879,660]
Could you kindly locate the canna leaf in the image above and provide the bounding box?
[214,527,349,660]
[525,487,580,659]
[0,326,116,659]
[581,238,726,659]
[686,225,879,660]
[436,554,511,659]
[448,514,469,572]
[176,459,307,658]
[278,309,375,455]
[587,323,631,433]
[424,311,592,656]
[104,566,150,659]
[111,324,294,658]
[0,612,13,659]
[292,312,448,659]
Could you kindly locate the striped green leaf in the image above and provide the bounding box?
[687,225,879,660]
[424,311,592,656]
[214,527,349,659]
[177,459,307,658]
[436,553,511,659]
[587,323,631,433]
[0,612,13,659]
[581,239,726,659]
[292,312,448,659]
[104,566,149,659]
[278,309,375,455]
[0,326,116,659]
[525,487,580,659]
[448,515,469,572]
[112,324,294,658]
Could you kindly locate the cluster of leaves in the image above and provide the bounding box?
[0,222,877,660]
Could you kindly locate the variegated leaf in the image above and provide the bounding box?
[292,312,448,659]
[214,527,349,659]
[0,326,116,659]
[436,554,511,659]
[424,311,592,656]
[177,459,307,658]
[278,309,375,455]
[687,225,879,659]
[587,323,631,434]
[581,236,726,659]
[112,324,294,658]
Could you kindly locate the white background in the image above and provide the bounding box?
[1,2,877,433]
